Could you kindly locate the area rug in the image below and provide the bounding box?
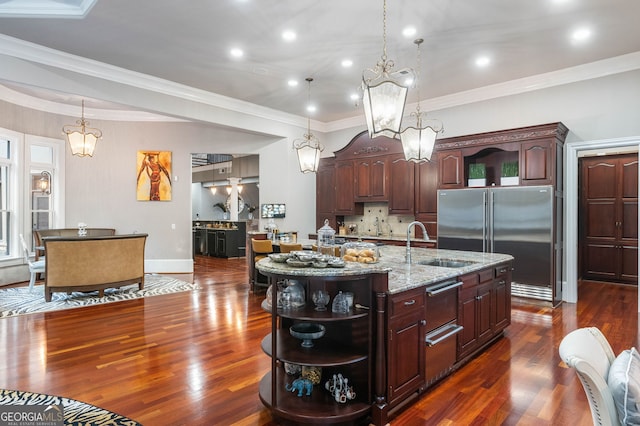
[0,274,199,318]
[0,388,141,425]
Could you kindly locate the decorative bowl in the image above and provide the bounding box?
[268,253,290,263]
[290,322,326,348]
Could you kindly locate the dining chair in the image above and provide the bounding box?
[279,242,302,253]
[251,239,273,292]
[19,234,46,292]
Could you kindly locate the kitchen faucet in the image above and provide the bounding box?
[406,221,429,264]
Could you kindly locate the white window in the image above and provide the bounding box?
[0,127,64,263]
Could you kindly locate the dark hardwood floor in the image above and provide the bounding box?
[1,256,637,425]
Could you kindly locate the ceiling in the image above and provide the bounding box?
[0,0,640,123]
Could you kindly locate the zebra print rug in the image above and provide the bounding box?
[0,274,199,318]
[0,388,141,425]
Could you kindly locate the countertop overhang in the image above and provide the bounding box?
[256,246,513,294]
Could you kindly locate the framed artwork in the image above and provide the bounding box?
[136,151,172,201]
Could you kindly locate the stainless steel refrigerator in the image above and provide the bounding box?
[437,185,561,303]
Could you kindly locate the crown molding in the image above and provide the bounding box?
[0,34,310,129]
[0,0,97,18]
[0,84,187,122]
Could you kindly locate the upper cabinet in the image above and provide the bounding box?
[316,158,337,229]
[389,154,415,215]
[437,150,464,188]
[434,122,568,189]
[334,160,363,216]
[355,157,388,201]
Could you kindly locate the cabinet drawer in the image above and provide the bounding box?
[459,272,479,289]
[495,264,510,277]
[479,268,494,283]
[390,288,425,318]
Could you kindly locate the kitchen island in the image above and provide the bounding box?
[257,245,513,425]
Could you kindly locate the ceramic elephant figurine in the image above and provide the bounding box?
[286,377,313,397]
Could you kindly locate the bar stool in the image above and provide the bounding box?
[279,242,302,253]
[251,239,273,292]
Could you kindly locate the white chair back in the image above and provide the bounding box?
[559,327,620,426]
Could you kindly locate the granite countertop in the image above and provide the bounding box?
[256,245,513,294]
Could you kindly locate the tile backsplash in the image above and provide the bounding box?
[343,202,416,238]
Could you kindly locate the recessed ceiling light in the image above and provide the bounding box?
[288,79,299,87]
[571,27,592,43]
[475,56,491,68]
[307,104,317,113]
[350,93,359,101]
[341,59,353,68]
[282,30,297,42]
[402,26,417,38]
[230,48,244,58]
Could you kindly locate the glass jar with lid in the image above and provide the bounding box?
[317,219,337,257]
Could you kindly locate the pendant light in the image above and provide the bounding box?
[400,38,444,162]
[361,0,414,139]
[62,100,102,157]
[293,77,323,173]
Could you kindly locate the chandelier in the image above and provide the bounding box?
[361,0,414,139]
[293,77,323,173]
[400,38,444,162]
[62,100,102,157]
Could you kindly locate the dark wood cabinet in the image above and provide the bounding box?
[493,264,511,332]
[355,158,388,201]
[387,287,426,406]
[389,155,415,215]
[580,154,639,284]
[520,140,552,185]
[335,160,361,215]
[458,264,510,361]
[437,150,464,188]
[414,160,439,238]
[316,158,336,229]
[435,122,567,190]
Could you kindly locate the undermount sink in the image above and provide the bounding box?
[417,259,477,268]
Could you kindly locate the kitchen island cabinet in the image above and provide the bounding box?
[257,246,512,425]
[387,286,426,407]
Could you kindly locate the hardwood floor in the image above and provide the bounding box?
[1,257,637,425]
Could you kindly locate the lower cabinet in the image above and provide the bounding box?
[387,287,426,406]
[458,263,511,361]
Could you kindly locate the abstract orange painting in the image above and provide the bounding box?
[136,151,172,201]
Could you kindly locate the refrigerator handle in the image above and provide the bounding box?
[487,190,494,253]
[482,191,487,252]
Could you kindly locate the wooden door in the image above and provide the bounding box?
[580,154,638,284]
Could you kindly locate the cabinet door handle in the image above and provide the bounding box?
[476,295,482,301]
[404,299,416,306]
[420,320,427,326]
[498,280,506,285]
